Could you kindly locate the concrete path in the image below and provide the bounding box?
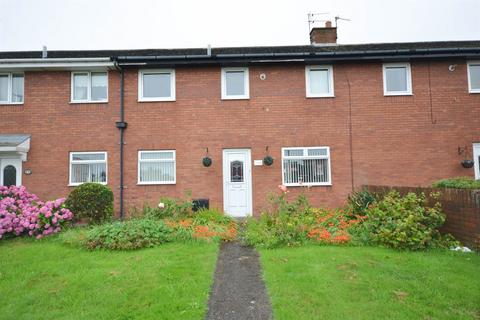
[205,241,273,320]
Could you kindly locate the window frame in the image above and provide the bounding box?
[137,150,176,185]
[0,72,24,105]
[221,67,250,100]
[467,61,480,93]
[70,71,109,103]
[305,65,335,98]
[281,146,332,187]
[382,62,413,96]
[138,69,176,102]
[69,151,108,186]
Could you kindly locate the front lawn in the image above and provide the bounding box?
[260,246,480,320]
[0,236,218,320]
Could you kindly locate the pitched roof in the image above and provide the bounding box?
[1,41,479,60]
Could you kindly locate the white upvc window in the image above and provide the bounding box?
[305,65,334,97]
[0,73,24,104]
[138,69,176,102]
[383,62,412,96]
[221,67,249,100]
[71,71,108,103]
[467,61,480,93]
[138,150,176,184]
[473,143,480,180]
[282,147,331,186]
[69,152,107,186]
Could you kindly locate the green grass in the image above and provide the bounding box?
[259,246,480,320]
[0,236,218,320]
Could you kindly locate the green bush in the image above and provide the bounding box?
[350,191,458,250]
[144,197,193,219]
[242,192,312,248]
[347,189,378,216]
[65,183,114,224]
[84,218,172,250]
[432,177,480,189]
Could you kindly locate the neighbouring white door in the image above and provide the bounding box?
[0,158,22,186]
[223,149,253,217]
[474,143,480,180]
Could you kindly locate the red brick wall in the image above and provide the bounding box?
[1,59,480,216]
[365,185,480,250]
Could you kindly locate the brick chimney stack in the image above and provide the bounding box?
[310,20,337,45]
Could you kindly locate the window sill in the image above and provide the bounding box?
[137,182,176,185]
[284,183,332,187]
[68,182,108,187]
[468,90,480,94]
[70,100,108,104]
[383,92,413,96]
[221,96,250,100]
[306,94,335,98]
[138,98,176,102]
[0,102,24,105]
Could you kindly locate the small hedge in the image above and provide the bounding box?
[65,183,113,224]
[85,219,172,250]
[432,177,480,190]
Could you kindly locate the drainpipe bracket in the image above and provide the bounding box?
[115,121,128,129]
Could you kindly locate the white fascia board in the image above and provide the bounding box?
[0,58,114,70]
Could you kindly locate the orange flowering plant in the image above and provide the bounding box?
[306,208,366,244]
[243,185,365,248]
[164,208,237,242]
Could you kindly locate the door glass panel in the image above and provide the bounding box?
[230,160,244,182]
[3,165,16,186]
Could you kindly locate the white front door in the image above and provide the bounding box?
[0,158,22,186]
[223,149,253,217]
[474,143,480,180]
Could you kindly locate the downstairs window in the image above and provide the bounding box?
[69,152,107,185]
[282,147,331,186]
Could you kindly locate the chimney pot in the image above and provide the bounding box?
[325,20,332,28]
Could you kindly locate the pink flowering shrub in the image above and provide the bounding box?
[0,185,74,240]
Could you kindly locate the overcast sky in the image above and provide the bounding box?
[1,0,479,52]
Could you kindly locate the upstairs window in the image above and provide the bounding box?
[138,150,176,184]
[71,72,108,102]
[221,67,249,100]
[282,147,331,186]
[0,73,24,104]
[467,61,480,93]
[383,63,412,96]
[69,152,107,186]
[138,69,175,101]
[305,65,334,97]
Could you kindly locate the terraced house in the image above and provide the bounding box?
[1,23,480,217]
